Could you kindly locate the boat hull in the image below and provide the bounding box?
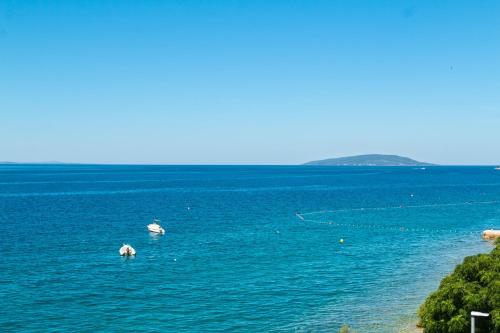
[119,244,136,256]
[147,224,165,234]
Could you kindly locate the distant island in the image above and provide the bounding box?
[0,161,67,165]
[304,154,435,166]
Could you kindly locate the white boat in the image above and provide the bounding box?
[147,219,165,234]
[119,244,136,256]
[495,166,500,170]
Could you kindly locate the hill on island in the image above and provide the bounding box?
[304,154,434,166]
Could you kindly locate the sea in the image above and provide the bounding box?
[0,165,498,332]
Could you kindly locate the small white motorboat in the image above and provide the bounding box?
[119,244,136,256]
[495,166,500,170]
[147,219,165,234]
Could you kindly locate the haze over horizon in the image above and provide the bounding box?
[0,153,497,166]
[1,1,499,165]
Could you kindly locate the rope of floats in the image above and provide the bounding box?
[295,200,500,234]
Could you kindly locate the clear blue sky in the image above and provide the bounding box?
[1,0,499,165]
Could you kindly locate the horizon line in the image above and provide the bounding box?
[1,161,499,167]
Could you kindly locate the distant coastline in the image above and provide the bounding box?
[1,159,497,166]
[0,161,67,165]
[304,154,435,167]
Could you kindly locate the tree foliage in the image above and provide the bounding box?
[338,324,357,333]
[418,239,500,332]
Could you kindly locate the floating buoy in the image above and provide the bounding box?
[119,244,136,256]
[339,238,344,244]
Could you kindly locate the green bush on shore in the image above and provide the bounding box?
[418,239,500,332]
[338,324,356,333]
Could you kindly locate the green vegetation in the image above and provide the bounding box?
[418,239,500,332]
[304,154,434,166]
[338,324,356,333]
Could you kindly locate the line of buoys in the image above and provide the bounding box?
[299,200,500,217]
[296,212,305,220]
[295,200,500,234]
[297,216,493,234]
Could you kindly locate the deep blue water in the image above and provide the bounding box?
[0,165,499,332]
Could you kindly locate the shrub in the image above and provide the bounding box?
[338,324,356,333]
[418,239,500,332]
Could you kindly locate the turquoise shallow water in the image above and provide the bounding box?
[0,165,499,332]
